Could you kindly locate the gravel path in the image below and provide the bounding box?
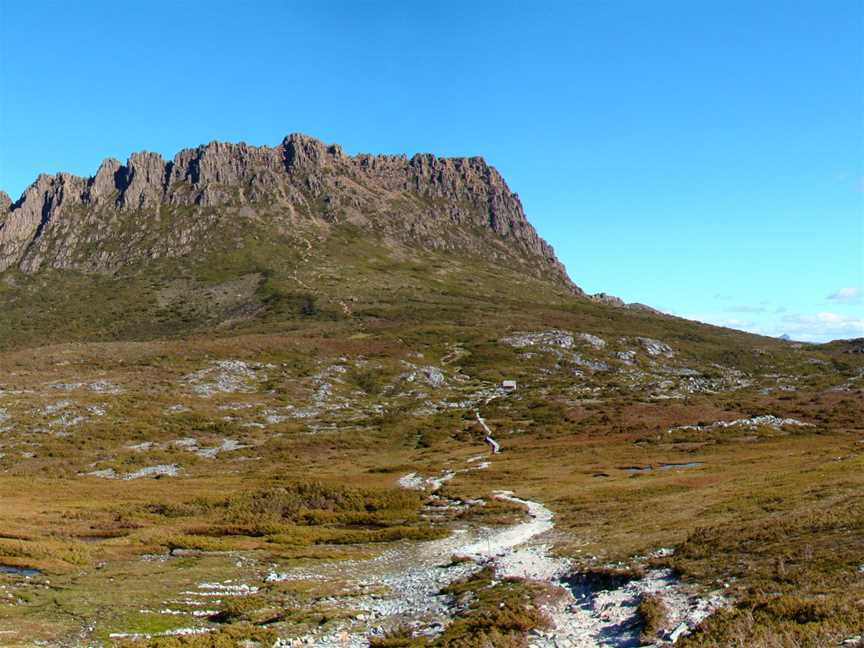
[272,460,554,646]
[272,409,727,647]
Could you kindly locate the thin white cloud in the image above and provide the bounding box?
[827,287,862,302]
[779,311,864,342]
[681,310,864,343]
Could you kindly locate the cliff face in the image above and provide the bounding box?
[0,134,577,291]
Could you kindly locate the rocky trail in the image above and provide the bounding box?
[267,412,726,647]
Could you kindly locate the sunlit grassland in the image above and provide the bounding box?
[0,223,861,645]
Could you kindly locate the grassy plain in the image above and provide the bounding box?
[0,223,860,646]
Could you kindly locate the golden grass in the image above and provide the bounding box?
[0,271,859,645]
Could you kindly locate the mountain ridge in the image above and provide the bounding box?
[0,133,578,289]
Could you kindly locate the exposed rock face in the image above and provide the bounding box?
[0,133,577,290]
[589,292,625,307]
[122,152,167,210]
[588,292,665,314]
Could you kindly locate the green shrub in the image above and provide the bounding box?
[637,593,668,642]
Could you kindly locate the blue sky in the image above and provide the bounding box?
[1,1,862,342]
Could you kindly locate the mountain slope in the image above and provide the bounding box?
[0,134,850,365]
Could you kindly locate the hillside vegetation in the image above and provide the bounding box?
[0,138,861,647]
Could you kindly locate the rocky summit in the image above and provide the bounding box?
[0,133,573,287]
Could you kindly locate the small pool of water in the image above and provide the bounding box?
[0,564,41,577]
[658,462,705,470]
[621,465,652,473]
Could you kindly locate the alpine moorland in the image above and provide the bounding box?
[0,134,861,647]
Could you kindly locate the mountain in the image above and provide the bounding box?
[0,133,572,286]
[0,133,675,351]
[0,135,862,647]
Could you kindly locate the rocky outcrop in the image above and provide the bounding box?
[588,292,663,314]
[589,293,626,307]
[0,133,576,289]
[87,159,123,205]
[122,152,167,210]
